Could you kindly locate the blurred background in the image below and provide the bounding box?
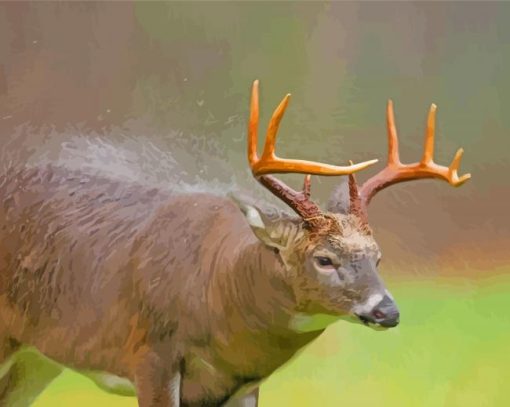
[0,2,508,406]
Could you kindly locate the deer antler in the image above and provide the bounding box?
[356,100,471,214]
[248,80,378,176]
[248,80,378,220]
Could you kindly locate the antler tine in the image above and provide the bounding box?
[386,100,401,166]
[346,160,367,224]
[449,148,472,185]
[248,80,260,167]
[357,100,471,212]
[260,91,290,162]
[421,103,436,165]
[302,174,312,199]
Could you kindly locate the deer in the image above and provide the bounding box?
[0,80,470,407]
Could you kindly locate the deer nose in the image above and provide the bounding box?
[371,295,400,327]
[357,295,400,328]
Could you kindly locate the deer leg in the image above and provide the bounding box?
[0,337,19,382]
[0,348,62,407]
[134,352,182,407]
[224,387,259,407]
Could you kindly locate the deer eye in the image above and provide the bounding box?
[315,256,334,267]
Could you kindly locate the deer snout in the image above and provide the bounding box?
[356,295,400,328]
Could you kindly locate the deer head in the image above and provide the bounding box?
[236,80,470,329]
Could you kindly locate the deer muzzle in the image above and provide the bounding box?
[355,294,400,328]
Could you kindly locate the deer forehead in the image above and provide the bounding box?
[336,233,378,255]
[336,213,371,234]
[279,214,377,257]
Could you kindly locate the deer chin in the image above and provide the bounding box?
[288,312,359,333]
[288,311,392,333]
[354,314,391,331]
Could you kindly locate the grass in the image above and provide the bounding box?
[34,276,510,407]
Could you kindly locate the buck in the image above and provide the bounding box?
[0,80,470,407]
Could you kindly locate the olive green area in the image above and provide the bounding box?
[34,276,510,406]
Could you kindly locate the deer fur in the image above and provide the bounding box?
[0,164,392,406]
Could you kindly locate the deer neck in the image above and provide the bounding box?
[211,238,298,336]
[220,239,347,336]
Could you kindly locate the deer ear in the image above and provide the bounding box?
[327,176,350,214]
[230,193,297,250]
